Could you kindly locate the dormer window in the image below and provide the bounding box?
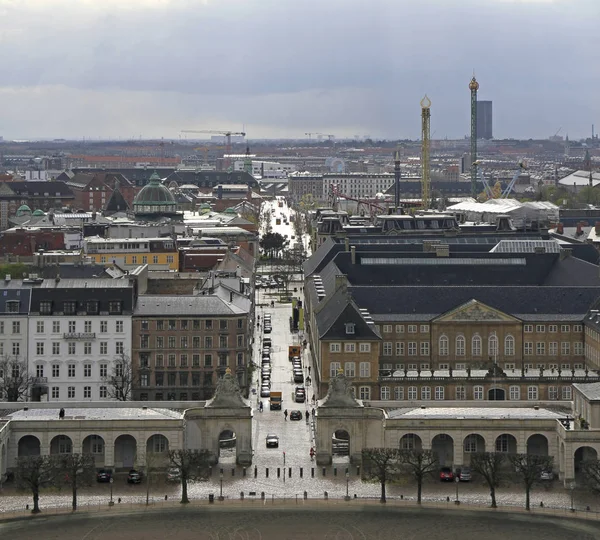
[6,301,19,313]
[345,323,355,335]
[40,301,52,315]
[64,301,77,315]
[86,301,99,314]
[109,301,122,314]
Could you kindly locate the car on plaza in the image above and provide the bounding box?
[540,469,555,481]
[268,280,279,288]
[457,467,471,482]
[439,467,454,482]
[289,410,302,421]
[96,469,112,483]
[260,387,271,397]
[266,434,279,448]
[292,361,302,370]
[167,467,181,482]
[293,372,304,384]
[127,469,143,484]
[295,387,306,403]
[263,326,272,334]
[263,338,272,347]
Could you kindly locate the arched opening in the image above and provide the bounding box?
[146,434,169,469]
[495,433,517,454]
[82,435,105,467]
[18,435,41,457]
[463,434,485,464]
[114,435,137,470]
[50,435,72,455]
[488,388,505,401]
[574,446,598,478]
[332,430,350,456]
[399,433,422,451]
[527,434,549,456]
[218,429,237,462]
[431,434,454,467]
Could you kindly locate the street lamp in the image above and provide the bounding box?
[109,477,114,506]
[570,481,576,512]
[219,471,224,501]
[345,471,350,501]
[455,476,459,504]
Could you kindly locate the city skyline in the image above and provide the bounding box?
[0,0,598,141]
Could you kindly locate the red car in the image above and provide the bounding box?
[439,467,454,482]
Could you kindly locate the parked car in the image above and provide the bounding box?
[260,387,271,398]
[127,469,143,484]
[263,326,272,334]
[295,387,306,402]
[289,410,302,421]
[293,372,304,384]
[439,467,454,482]
[540,469,555,481]
[96,469,112,483]
[167,467,180,482]
[266,434,279,448]
[458,467,471,482]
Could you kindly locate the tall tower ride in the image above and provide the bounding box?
[469,76,479,198]
[421,95,431,210]
[394,148,401,210]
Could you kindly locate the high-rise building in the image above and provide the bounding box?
[477,100,493,139]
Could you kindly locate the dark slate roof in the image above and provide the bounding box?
[350,286,597,320]
[543,256,600,286]
[134,295,246,316]
[104,188,131,213]
[36,264,111,280]
[0,181,74,198]
[315,288,381,340]
[302,237,343,277]
[0,281,31,314]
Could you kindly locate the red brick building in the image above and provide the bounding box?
[59,172,138,212]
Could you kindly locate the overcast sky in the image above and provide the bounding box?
[0,0,598,141]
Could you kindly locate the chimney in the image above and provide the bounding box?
[595,222,600,235]
[556,223,564,235]
[576,222,583,236]
[345,237,349,252]
[350,245,356,264]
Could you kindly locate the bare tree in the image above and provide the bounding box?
[509,453,554,511]
[168,449,211,504]
[16,455,61,513]
[58,453,96,511]
[362,448,401,503]
[102,353,134,401]
[0,355,33,402]
[144,451,167,506]
[470,452,505,508]
[398,449,438,504]
[581,460,600,492]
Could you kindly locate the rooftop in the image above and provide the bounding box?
[5,407,182,421]
[135,295,246,316]
[388,407,564,420]
[573,382,600,401]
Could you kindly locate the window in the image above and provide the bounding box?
[100,363,107,377]
[344,362,355,377]
[100,342,108,355]
[473,386,484,400]
[495,435,509,453]
[382,325,392,333]
[383,342,392,356]
[180,354,188,367]
[116,320,124,333]
[408,363,417,370]
[153,255,159,264]
[464,435,478,453]
[395,325,404,334]
[36,321,44,333]
[439,363,449,370]
[236,334,244,347]
[524,342,533,355]
[204,354,213,367]
[156,354,164,367]
[509,386,520,400]
[562,386,572,400]
[434,386,444,400]
[35,364,44,378]
[99,386,107,399]
[359,386,371,400]
[407,342,417,356]
[84,342,92,354]
[192,354,200,367]
[488,334,499,357]
[420,342,430,356]
[504,335,515,356]
[439,335,449,356]
[380,386,390,400]
[421,386,431,400]
[400,433,418,450]
[12,342,20,356]
[84,364,91,377]
[100,321,107,333]
[561,325,570,333]
[561,342,570,355]
[84,386,91,399]
[51,387,60,399]
[455,335,465,356]
[455,386,466,400]
[344,343,356,353]
[549,342,558,356]
[68,387,75,399]
[64,301,76,315]
[421,363,429,370]
[330,362,341,377]
[168,354,176,367]
[12,321,20,334]
[574,342,584,355]
[205,319,213,330]
[52,364,59,378]
[536,342,546,356]
[527,386,538,400]
[359,343,371,353]
[359,362,370,377]
[407,386,417,400]
[57,435,71,453]
[109,301,122,314]
[68,342,76,355]
[36,342,44,355]
[536,325,545,333]
[575,363,584,369]
[52,321,60,333]
[345,323,356,335]
[40,301,52,315]
[219,336,227,348]
[116,342,124,355]
[573,325,583,332]
[181,336,189,349]
[394,387,404,400]
[549,325,557,333]
[472,335,482,356]
[236,352,244,366]
[68,364,75,378]
[219,320,228,331]
[420,324,429,333]
[407,325,417,333]
[205,336,213,348]
[504,363,515,370]
[548,386,558,400]
[395,342,404,356]
[68,320,76,333]
[524,325,533,333]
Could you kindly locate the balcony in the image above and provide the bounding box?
[31,377,48,385]
[63,332,96,340]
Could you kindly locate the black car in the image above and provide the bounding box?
[289,410,302,421]
[127,469,143,484]
[96,469,112,483]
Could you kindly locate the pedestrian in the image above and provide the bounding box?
[312,408,315,417]
[305,410,310,422]
[308,366,311,375]
[284,409,288,420]
[311,394,315,403]
[310,447,315,461]
[259,401,263,412]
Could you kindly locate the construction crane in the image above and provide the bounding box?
[181,129,246,169]
[305,132,316,140]
[317,133,335,141]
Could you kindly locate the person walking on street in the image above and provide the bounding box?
[312,408,316,418]
[305,410,310,422]
[259,401,263,412]
[308,366,311,376]
[284,409,288,420]
[310,447,315,461]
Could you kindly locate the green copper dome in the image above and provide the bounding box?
[16,204,32,217]
[224,207,237,214]
[32,209,45,216]
[133,172,177,215]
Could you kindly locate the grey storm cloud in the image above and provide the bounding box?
[0,0,598,139]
